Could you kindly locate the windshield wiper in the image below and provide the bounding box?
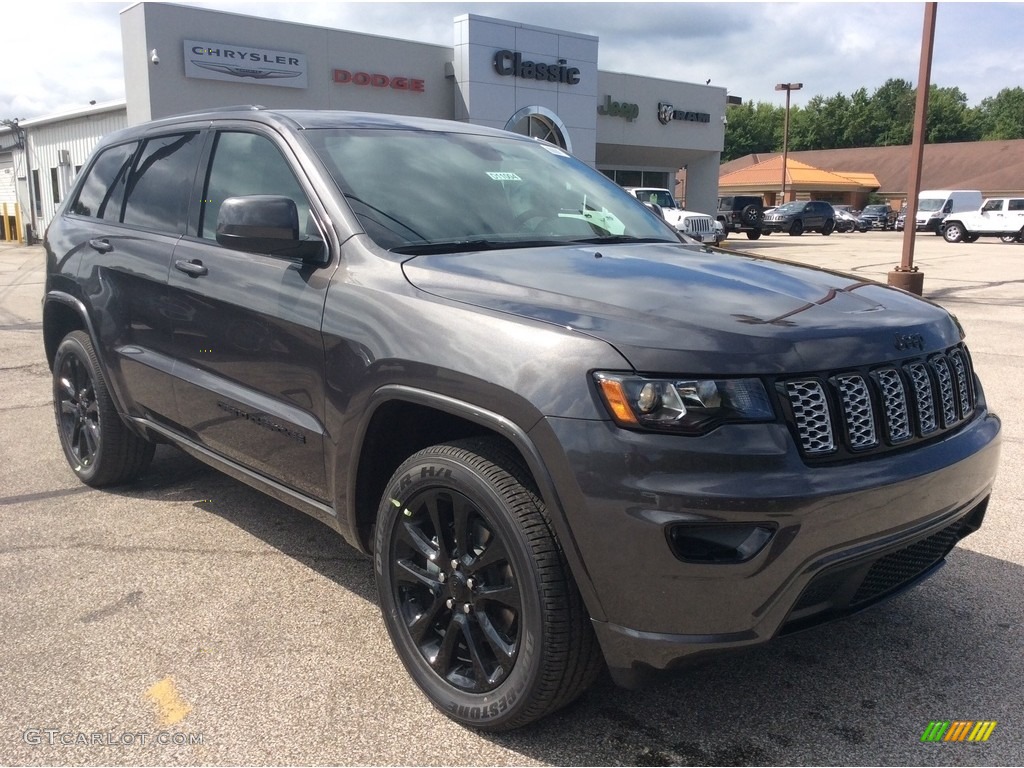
[391,239,560,256]
[569,236,673,245]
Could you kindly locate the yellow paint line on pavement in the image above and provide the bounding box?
[145,676,192,726]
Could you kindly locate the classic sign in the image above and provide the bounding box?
[493,50,581,85]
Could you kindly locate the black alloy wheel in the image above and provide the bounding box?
[789,219,804,236]
[822,219,835,236]
[56,343,100,470]
[52,331,154,486]
[390,484,522,694]
[375,438,601,731]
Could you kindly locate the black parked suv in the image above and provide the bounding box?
[44,108,1000,731]
[717,195,765,239]
[762,200,837,236]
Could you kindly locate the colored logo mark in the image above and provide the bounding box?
[921,721,997,742]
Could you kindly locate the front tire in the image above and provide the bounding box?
[374,438,601,731]
[943,222,965,243]
[789,220,804,236]
[52,331,154,487]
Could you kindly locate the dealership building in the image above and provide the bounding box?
[0,1,727,241]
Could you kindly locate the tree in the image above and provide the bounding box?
[843,88,876,148]
[720,81,1024,165]
[974,87,1024,140]
[926,85,980,143]
[870,78,915,146]
[722,101,782,161]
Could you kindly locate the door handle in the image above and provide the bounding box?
[174,259,208,278]
[88,238,113,253]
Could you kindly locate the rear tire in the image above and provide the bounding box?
[822,219,835,236]
[746,230,762,240]
[374,438,601,731]
[52,331,154,487]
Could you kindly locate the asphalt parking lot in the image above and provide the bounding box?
[1,231,1021,766]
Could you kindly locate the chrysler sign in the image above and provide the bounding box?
[185,40,308,89]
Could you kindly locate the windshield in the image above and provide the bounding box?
[304,128,678,253]
[917,198,943,212]
[634,189,678,209]
[775,202,803,214]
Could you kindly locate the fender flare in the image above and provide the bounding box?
[43,291,132,419]
[350,384,606,622]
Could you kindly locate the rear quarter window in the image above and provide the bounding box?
[69,142,137,221]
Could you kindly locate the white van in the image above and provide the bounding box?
[914,190,983,234]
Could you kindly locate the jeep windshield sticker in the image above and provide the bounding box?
[487,172,522,181]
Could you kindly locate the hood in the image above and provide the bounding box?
[402,242,963,374]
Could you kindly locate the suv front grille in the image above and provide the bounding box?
[779,344,975,461]
[683,215,714,235]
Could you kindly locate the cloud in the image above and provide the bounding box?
[3,2,1022,121]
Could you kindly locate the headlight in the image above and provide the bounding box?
[593,373,775,434]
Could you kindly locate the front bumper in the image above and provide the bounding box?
[762,219,792,233]
[531,404,1001,682]
[683,230,723,245]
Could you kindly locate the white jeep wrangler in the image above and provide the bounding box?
[942,197,1024,243]
[624,187,725,245]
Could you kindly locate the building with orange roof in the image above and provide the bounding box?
[717,156,880,207]
[709,139,1024,211]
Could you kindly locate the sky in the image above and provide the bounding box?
[2,1,1023,122]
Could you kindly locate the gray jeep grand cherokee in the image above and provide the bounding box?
[43,108,1000,731]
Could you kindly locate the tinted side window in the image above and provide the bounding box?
[69,142,136,220]
[1008,199,1024,211]
[122,132,202,234]
[200,131,313,241]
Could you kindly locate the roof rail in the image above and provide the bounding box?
[174,104,267,117]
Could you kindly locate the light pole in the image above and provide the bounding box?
[775,82,802,205]
[888,2,937,297]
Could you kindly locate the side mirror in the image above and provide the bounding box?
[643,201,664,218]
[216,195,327,264]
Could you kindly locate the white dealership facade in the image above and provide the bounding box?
[2,2,726,239]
